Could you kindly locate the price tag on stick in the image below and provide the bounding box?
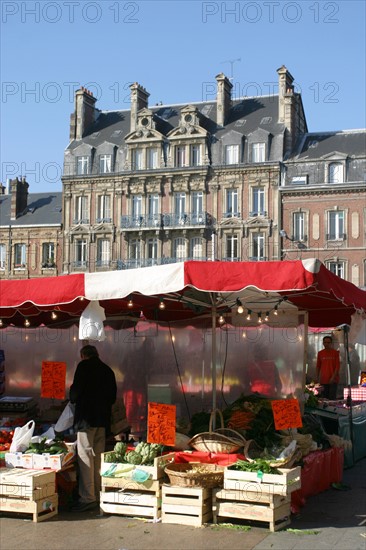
[271,398,303,431]
[147,402,176,446]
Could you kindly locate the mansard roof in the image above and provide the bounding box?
[0,192,62,227]
[290,129,366,160]
[66,95,286,152]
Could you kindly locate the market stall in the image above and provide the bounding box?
[0,259,365,526]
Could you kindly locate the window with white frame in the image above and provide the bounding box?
[226,235,239,261]
[226,188,239,217]
[252,233,265,260]
[190,144,201,166]
[132,149,143,170]
[97,195,111,222]
[75,240,87,267]
[147,148,158,169]
[0,244,6,269]
[174,192,186,224]
[293,212,306,241]
[148,194,159,226]
[176,146,186,168]
[99,154,112,174]
[147,238,158,265]
[251,143,265,163]
[132,195,143,226]
[75,196,89,224]
[225,144,239,165]
[97,239,110,267]
[14,243,26,267]
[251,187,265,216]
[327,261,345,279]
[77,156,89,175]
[328,211,345,240]
[192,191,203,223]
[42,242,55,266]
[190,237,203,259]
[174,237,186,260]
[130,239,141,262]
[329,162,344,183]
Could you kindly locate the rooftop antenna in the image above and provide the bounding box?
[221,58,241,80]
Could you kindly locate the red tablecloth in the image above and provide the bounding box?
[174,450,244,466]
[291,447,344,513]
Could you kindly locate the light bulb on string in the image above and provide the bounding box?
[264,312,269,322]
[274,305,278,316]
[0,320,3,327]
[51,311,58,320]
[257,312,262,324]
[159,298,165,310]
[236,298,244,314]
[24,319,30,327]
[246,310,252,321]
[218,315,225,325]
[127,297,134,308]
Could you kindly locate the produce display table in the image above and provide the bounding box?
[291,447,344,513]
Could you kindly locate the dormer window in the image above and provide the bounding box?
[99,154,112,174]
[147,148,158,169]
[132,149,143,170]
[251,143,265,162]
[225,145,239,165]
[77,156,89,175]
[329,162,344,183]
[190,144,201,166]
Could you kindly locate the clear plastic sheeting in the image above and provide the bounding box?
[0,319,306,435]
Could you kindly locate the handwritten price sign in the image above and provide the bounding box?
[147,402,176,446]
[41,361,67,399]
[271,399,303,431]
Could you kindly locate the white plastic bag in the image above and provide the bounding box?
[9,420,35,452]
[54,402,75,432]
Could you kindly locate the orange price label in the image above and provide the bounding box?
[147,402,176,446]
[271,398,302,431]
[41,361,67,400]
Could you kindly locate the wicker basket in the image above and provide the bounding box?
[164,462,225,489]
[188,410,246,454]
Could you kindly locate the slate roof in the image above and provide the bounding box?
[0,192,62,227]
[66,95,287,152]
[290,130,366,160]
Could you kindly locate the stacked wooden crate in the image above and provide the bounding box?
[213,466,301,532]
[99,452,175,520]
[0,467,58,522]
[161,485,212,526]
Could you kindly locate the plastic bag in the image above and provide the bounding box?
[54,402,75,432]
[9,420,35,452]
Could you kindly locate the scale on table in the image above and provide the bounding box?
[0,396,37,413]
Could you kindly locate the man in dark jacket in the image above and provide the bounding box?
[70,345,117,512]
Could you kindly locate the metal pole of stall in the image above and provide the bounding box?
[211,303,217,429]
[344,325,355,465]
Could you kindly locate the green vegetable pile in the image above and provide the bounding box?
[104,441,163,466]
[24,437,69,455]
[229,458,281,475]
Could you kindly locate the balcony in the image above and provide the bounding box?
[116,256,208,270]
[121,212,212,230]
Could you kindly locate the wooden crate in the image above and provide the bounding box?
[100,477,161,520]
[0,493,58,523]
[213,488,291,532]
[224,466,301,496]
[101,452,175,480]
[161,485,212,527]
[0,468,56,501]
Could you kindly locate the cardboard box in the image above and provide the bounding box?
[32,450,75,471]
[5,452,34,469]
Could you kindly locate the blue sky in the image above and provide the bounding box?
[1,0,365,193]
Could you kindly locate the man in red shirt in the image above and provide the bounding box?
[316,336,340,400]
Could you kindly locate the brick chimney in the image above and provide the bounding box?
[215,73,233,127]
[70,87,97,140]
[10,177,29,220]
[277,65,296,154]
[130,82,150,132]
